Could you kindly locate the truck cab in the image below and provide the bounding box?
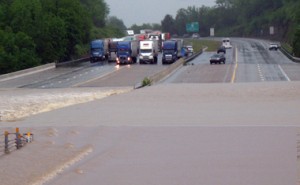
[90,40,106,63]
[162,40,183,64]
[139,40,158,64]
[116,41,138,65]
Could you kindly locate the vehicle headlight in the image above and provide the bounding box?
[149,56,153,59]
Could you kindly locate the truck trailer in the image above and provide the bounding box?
[108,40,118,62]
[139,40,159,64]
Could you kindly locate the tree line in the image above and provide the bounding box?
[0,0,126,74]
[160,0,300,56]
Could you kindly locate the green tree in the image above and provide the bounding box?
[175,8,188,36]
[106,16,127,31]
[161,14,176,34]
[0,29,40,74]
[292,26,300,56]
[37,14,68,63]
[10,0,43,39]
[80,0,109,27]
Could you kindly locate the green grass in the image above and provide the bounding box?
[142,77,152,87]
[281,43,293,54]
[184,39,221,52]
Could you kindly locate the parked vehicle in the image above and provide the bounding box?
[210,53,226,64]
[149,34,162,51]
[116,40,139,65]
[162,39,183,64]
[185,45,194,55]
[192,33,200,38]
[161,33,171,41]
[139,40,159,64]
[90,39,108,63]
[108,40,118,62]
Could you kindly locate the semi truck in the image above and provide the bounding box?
[139,40,159,64]
[90,39,108,63]
[116,40,139,65]
[148,34,162,51]
[108,40,118,62]
[162,39,183,64]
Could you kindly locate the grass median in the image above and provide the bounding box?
[184,39,221,52]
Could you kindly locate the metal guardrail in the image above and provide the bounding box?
[280,46,300,63]
[0,63,55,82]
[0,128,33,156]
[55,57,90,67]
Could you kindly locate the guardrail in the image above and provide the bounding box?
[280,46,300,63]
[0,128,33,156]
[0,63,55,82]
[55,57,90,67]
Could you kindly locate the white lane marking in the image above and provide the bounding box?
[257,64,265,81]
[278,64,291,82]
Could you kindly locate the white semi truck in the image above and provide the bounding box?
[139,40,159,64]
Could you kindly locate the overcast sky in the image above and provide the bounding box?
[105,0,216,27]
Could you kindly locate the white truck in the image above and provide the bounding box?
[139,40,159,64]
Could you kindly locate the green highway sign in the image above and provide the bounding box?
[186,22,199,32]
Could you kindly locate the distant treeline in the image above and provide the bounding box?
[159,0,300,56]
[0,0,126,74]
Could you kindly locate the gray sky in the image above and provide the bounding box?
[106,0,216,27]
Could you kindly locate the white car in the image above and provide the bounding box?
[185,45,194,55]
[192,33,199,39]
[269,43,279,50]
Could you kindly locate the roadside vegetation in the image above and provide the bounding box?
[1,0,300,75]
[161,0,300,57]
[0,0,126,75]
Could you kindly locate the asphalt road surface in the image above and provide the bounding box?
[164,38,300,84]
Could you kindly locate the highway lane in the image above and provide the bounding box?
[164,37,300,83]
[0,54,166,88]
[162,49,235,83]
[1,38,299,89]
[233,38,297,82]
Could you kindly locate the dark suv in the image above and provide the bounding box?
[210,53,226,64]
[217,46,226,54]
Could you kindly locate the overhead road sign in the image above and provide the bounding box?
[186,22,199,33]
